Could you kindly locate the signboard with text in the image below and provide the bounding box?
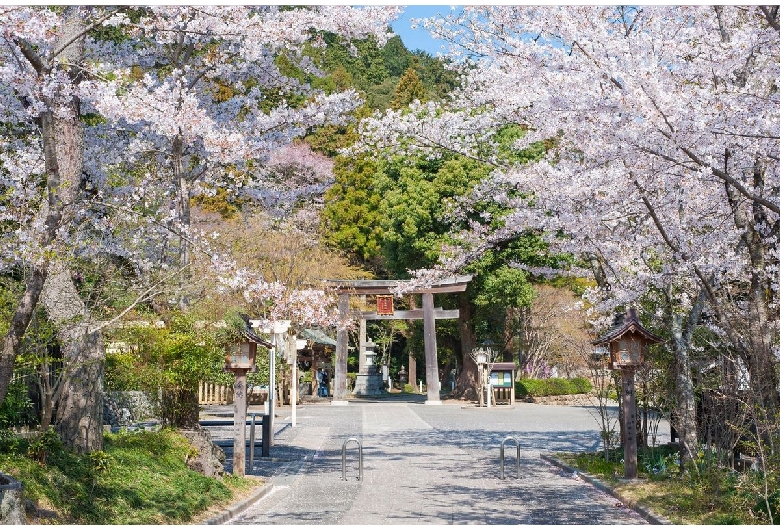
[376,295,394,316]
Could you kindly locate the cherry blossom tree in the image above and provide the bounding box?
[357,6,780,469]
[88,5,399,307]
[0,5,398,450]
[0,5,109,452]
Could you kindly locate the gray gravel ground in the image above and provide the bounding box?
[202,397,670,525]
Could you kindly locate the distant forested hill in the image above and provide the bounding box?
[294,33,461,155]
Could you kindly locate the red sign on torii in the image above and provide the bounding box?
[376,295,394,316]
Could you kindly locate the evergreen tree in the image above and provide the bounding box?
[391,67,427,109]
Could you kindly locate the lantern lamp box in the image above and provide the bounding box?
[610,336,644,367]
[225,341,257,370]
[593,309,662,369]
[223,314,271,372]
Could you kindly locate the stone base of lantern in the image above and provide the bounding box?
[353,368,385,396]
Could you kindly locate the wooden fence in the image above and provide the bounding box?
[197,382,269,405]
[198,382,233,405]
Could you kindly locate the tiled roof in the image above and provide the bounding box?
[238,314,273,348]
[299,328,337,347]
[491,362,516,371]
[593,308,663,345]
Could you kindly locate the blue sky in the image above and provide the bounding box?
[390,5,461,56]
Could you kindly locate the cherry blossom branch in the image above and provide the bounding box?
[11,36,43,72]
[634,178,743,349]
[49,7,122,64]
[759,6,780,34]
[90,200,216,259]
[678,145,780,216]
[91,263,190,333]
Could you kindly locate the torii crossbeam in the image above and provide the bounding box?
[326,275,472,405]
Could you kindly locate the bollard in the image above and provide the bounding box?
[248,413,257,471]
[261,414,271,457]
[341,438,363,481]
[500,436,521,479]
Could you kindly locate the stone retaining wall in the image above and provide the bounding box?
[0,472,25,525]
[103,391,156,427]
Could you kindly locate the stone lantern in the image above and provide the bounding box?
[398,365,408,386]
[365,339,377,367]
[472,339,496,408]
[593,308,662,479]
[353,338,383,395]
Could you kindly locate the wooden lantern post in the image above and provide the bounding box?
[225,340,256,477]
[593,308,661,479]
[224,315,270,477]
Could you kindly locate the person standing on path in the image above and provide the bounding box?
[322,370,329,397]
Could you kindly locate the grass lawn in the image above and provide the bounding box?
[556,447,771,525]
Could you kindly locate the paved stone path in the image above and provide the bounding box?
[205,398,670,525]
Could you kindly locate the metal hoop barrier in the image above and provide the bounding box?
[500,436,521,480]
[342,438,363,481]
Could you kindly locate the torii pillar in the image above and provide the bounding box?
[333,293,350,405]
[421,292,440,404]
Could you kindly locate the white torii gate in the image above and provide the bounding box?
[327,275,472,405]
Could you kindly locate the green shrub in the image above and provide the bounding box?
[572,451,623,476]
[106,313,232,427]
[515,377,593,397]
[0,375,36,428]
[0,428,23,454]
[27,427,64,464]
[570,377,593,394]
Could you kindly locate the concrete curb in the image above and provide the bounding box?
[540,453,674,525]
[204,482,273,525]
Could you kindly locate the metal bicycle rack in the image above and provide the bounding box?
[342,438,363,481]
[500,436,520,480]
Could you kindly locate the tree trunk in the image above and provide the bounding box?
[724,160,780,447]
[41,263,104,453]
[669,305,700,472]
[36,10,100,453]
[667,285,706,472]
[0,7,87,412]
[173,135,193,310]
[37,358,57,431]
[452,292,477,399]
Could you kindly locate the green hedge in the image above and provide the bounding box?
[515,377,592,397]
